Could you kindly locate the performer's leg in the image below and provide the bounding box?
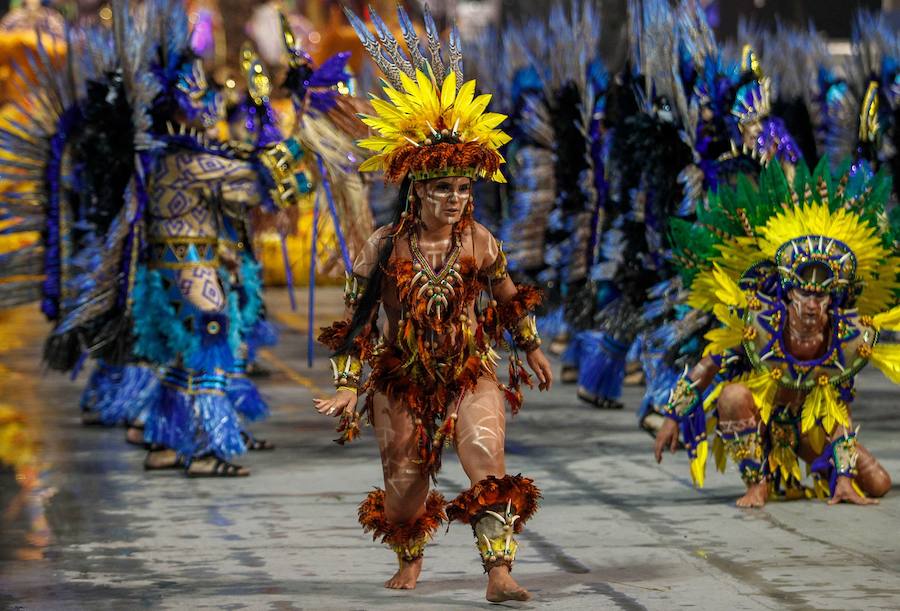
[855,444,891,498]
[450,378,538,603]
[716,383,767,507]
[360,392,444,590]
[142,267,248,475]
[455,378,506,483]
[374,392,430,523]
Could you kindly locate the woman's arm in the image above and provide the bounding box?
[478,226,553,390]
[314,227,388,418]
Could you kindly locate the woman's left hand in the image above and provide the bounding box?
[828,476,878,506]
[526,348,553,391]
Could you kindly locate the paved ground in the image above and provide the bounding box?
[1,288,900,610]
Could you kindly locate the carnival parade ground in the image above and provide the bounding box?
[0,287,898,610]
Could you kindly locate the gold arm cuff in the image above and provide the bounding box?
[512,315,542,352]
[258,138,308,207]
[330,354,362,389]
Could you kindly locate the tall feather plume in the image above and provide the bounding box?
[676,0,718,69]
[422,4,446,84]
[342,5,403,89]
[397,3,428,75]
[636,0,678,109]
[447,25,463,93]
[628,0,642,74]
[111,0,133,97]
[846,11,898,94]
[367,6,415,79]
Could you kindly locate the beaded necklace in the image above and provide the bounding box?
[408,230,464,320]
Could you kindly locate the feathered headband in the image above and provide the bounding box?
[344,3,510,183]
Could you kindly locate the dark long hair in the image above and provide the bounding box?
[333,178,412,355]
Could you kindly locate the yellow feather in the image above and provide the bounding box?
[872,306,900,332]
[870,343,900,383]
[369,98,409,122]
[382,84,414,113]
[703,330,743,356]
[357,136,398,151]
[358,156,385,172]
[360,117,400,134]
[398,72,419,101]
[712,263,748,308]
[806,425,826,455]
[414,70,440,121]
[742,370,778,423]
[474,112,507,130]
[440,71,456,110]
[713,433,727,473]
[455,79,476,109]
[453,93,484,130]
[704,304,745,355]
[703,381,726,412]
[690,440,709,488]
[802,384,849,434]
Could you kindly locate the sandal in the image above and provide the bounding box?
[560,365,579,384]
[81,410,104,426]
[144,448,185,470]
[246,362,271,378]
[576,387,624,410]
[241,431,275,451]
[186,456,250,477]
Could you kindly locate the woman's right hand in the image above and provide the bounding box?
[654,418,680,464]
[314,389,358,417]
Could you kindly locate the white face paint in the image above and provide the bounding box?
[415,177,472,229]
[788,288,831,331]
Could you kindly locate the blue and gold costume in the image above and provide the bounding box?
[0,1,368,473]
[662,159,900,499]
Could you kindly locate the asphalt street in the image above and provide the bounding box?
[1,288,899,610]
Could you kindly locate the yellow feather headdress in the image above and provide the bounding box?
[677,162,900,318]
[343,4,510,183]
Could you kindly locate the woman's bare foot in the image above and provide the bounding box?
[125,426,144,446]
[736,480,768,508]
[385,556,422,590]
[486,565,530,602]
[144,448,181,470]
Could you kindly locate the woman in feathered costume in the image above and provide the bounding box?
[314,4,552,601]
[654,159,897,507]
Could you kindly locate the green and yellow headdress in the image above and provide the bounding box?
[670,159,900,385]
[343,4,510,183]
[670,159,900,316]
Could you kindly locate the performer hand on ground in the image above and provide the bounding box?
[828,476,878,506]
[654,418,679,463]
[314,389,357,417]
[526,348,553,391]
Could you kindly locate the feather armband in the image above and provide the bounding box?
[330,354,362,393]
[497,285,543,352]
[662,373,701,421]
[830,429,859,478]
[512,315,542,353]
[812,428,860,497]
[343,272,367,308]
